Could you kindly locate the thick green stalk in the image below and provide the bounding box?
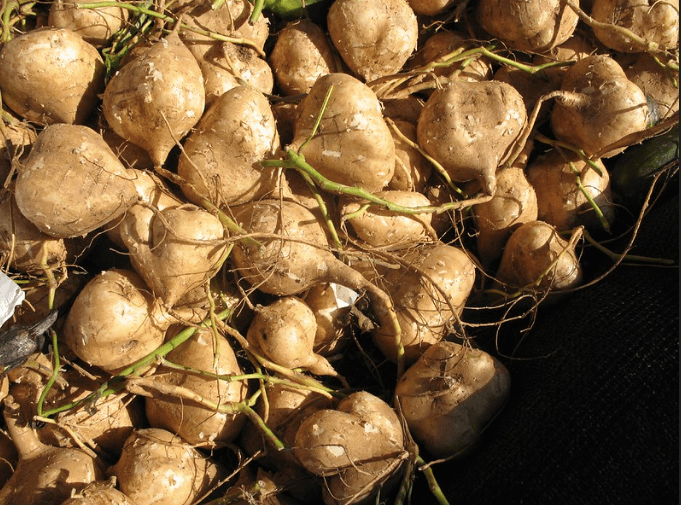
[567,161,611,233]
[36,330,60,417]
[535,133,604,176]
[39,307,234,417]
[417,456,450,505]
[263,152,488,215]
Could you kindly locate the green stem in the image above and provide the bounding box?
[417,456,450,505]
[158,357,340,396]
[568,161,611,233]
[1,0,17,42]
[341,202,372,223]
[415,43,571,76]
[478,46,573,74]
[36,330,60,417]
[239,403,285,450]
[299,84,335,152]
[39,307,234,418]
[248,0,265,24]
[263,152,488,215]
[583,229,677,265]
[535,133,604,177]
[298,169,344,250]
[127,375,285,450]
[76,1,266,56]
[652,54,680,88]
[1,0,36,42]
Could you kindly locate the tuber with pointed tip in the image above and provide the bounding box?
[0,395,105,505]
[247,295,340,378]
[417,80,527,195]
[101,31,205,167]
[230,199,402,370]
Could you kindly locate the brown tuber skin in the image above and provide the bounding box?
[0,395,105,505]
[238,381,335,473]
[230,199,401,362]
[14,124,139,239]
[270,19,340,96]
[472,144,539,269]
[0,119,36,181]
[476,0,579,53]
[109,428,225,505]
[0,191,69,273]
[409,30,493,86]
[63,269,174,373]
[373,243,477,365]
[58,478,137,505]
[387,118,433,193]
[591,0,680,53]
[526,149,616,233]
[0,27,105,125]
[177,85,281,207]
[395,341,511,459]
[326,0,418,83]
[177,0,270,55]
[304,283,353,356]
[339,190,436,248]
[550,54,650,157]
[247,296,339,377]
[406,0,460,16]
[28,367,146,457]
[417,79,527,195]
[48,0,129,48]
[293,391,405,505]
[617,51,680,120]
[102,31,205,167]
[495,220,584,297]
[118,204,229,308]
[191,42,274,107]
[289,73,396,193]
[144,327,249,447]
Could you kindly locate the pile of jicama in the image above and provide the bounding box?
[0,0,678,503]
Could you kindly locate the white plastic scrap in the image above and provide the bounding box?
[0,271,25,327]
[330,283,359,309]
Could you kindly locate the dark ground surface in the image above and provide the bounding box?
[414,180,679,505]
